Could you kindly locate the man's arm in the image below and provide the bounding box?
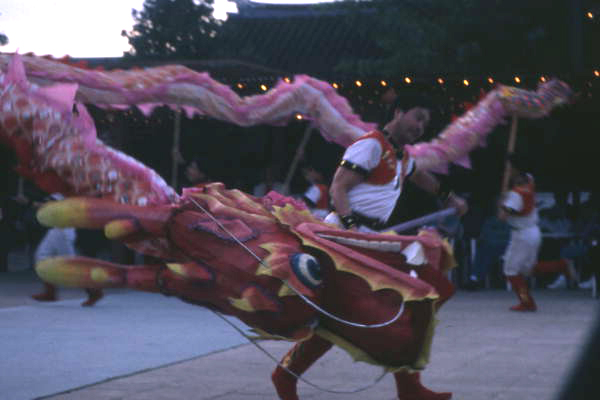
[409,169,468,215]
[409,169,440,195]
[497,191,520,221]
[329,167,364,219]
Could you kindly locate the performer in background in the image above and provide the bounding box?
[301,166,331,220]
[31,194,104,307]
[498,153,541,311]
[184,159,211,188]
[499,153,578,311]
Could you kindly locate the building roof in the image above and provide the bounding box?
[76,0,381,81]
[224,0,381,79]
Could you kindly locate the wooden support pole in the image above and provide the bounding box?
[282,123,314,195]
[170,109,182,189]
[501,115,519,194]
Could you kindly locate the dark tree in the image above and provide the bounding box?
[333,0,574,77]
[122,0,221,59]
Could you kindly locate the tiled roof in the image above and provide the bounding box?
[75,1,381,81]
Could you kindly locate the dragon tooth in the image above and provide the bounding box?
[360,239,380,250]
[376,241,403,252]
[402,241,427,266]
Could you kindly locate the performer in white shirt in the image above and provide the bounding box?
[326,94,467,232]
[499,154,578,311]
[498,153,542,311]
[322,93,467,400]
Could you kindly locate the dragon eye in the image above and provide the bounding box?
[290,253,322,288]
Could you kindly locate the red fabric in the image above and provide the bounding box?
[15,165,73,196]
[512,178,536,216]
[533,259,568,276]
[314,183,330,209]
[272,335,333,400]
[353,130,398,185]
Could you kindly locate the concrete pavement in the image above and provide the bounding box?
[1,267,598,400]
[0,270,249,400]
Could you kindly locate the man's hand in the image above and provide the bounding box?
[447,193,468,216]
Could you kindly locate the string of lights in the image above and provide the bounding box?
[227,69,600,92]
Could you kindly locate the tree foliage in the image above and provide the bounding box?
[0,33,7,46]
[122,0,221,59]
[333,0,572,77]
[121,0,579,77]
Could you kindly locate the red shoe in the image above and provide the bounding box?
[81,289,103,307]
[509,302,537,312]
[32,283,57,302]
[507,275,537,312]
[395,371,452,400]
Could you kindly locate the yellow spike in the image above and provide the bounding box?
[37,199,90,228]
[90,267,111,283]
[229,297,255,312]
[104,219,138,239]
[256,263,272,276]
[166,263,212,282]
[277,284,296,297]
[166,263,186,276]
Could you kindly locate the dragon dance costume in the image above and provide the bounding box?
[0,53,573,399]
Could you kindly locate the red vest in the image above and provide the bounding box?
[314,183,330,209]
[352,130,409,186]
[512,177,536,216]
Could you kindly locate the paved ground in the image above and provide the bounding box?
[1,262,598,400]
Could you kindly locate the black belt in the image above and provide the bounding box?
[352,211,387,231]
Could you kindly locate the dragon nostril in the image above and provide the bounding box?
[290,253,322,288]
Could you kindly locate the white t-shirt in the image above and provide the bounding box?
[343,138,414,222]
[35,227,76,262]
[303,185,322,205]
[503,190,539,229]
[303,184,329,219]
